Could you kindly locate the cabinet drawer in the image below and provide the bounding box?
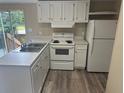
[75,45,87,50]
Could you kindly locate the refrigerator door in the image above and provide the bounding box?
[94,20,117,39]
[87,39,114,72]
[86,20,95,56]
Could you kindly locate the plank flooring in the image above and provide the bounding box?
[42,70,108,93]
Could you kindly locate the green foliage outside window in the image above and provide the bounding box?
[0,10,26,44]
[1,11,26,34]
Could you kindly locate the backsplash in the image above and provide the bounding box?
[36,23,86,37]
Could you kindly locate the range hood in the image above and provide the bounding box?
[51,21,75,28]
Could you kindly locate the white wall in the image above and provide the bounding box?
[105,4,122,93]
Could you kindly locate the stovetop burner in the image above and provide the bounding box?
[66,40,73,43]
[53,40,59,43]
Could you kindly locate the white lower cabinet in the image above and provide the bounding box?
[31,46,50,93]
[75,44,87,69]
[0,46,49,93]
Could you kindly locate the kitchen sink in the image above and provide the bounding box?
[20,47,42,52]
[27,43,44,47]
[20,43,46,52]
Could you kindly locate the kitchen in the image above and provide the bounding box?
[0,0,122,93]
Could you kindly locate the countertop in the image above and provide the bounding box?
[75,40,88,45]
[0,40,50,67]
[75,37,88,45]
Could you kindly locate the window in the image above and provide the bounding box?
[0,14,7,57]
[0,10,26,56]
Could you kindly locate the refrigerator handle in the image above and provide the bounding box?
[90,21,95,56]
[90,39,94,56]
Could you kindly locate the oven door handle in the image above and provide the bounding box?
[51,46,74,49]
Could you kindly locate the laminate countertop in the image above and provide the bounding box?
[75,40,88,45]
[0,42,49,67]
[75,37,88,45]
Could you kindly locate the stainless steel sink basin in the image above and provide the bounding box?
[20,43,46,52]
[20,47,41,52]
[27,43,45,47]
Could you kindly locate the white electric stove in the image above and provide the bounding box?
[50,32,75,70]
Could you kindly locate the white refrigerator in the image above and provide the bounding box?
[86,20,117,72]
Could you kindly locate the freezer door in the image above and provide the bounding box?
[94,20,117,39]
[87,39,114,72]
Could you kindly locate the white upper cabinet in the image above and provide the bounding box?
[63,1,74,22]
[50,1,62,22]
[37,2,50,23]
[74,1,89,23]
[37,0,90,24]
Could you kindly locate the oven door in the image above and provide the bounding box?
[50,45,74,60]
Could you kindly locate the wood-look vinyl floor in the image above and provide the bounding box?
[42,70,108,93]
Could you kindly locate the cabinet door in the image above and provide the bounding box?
[39,54,46,89]
[50,1,62,21]
[39,46,50,87]
[74,1,88,23]
[75,49,87,68]
[31,45,50,93]
[31,60,41,93]
[44,46,50,71]
[63,1,74,21]
[37,2,50,23]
